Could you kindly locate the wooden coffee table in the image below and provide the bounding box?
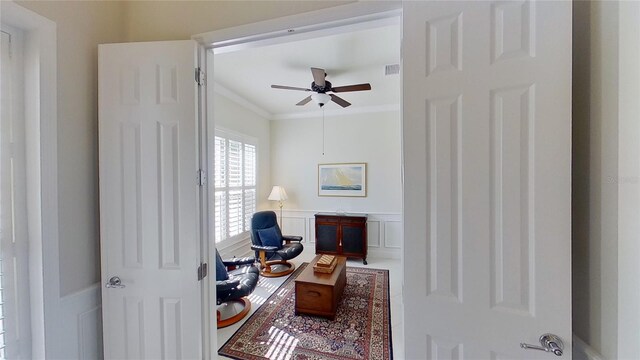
[295,255,347,320]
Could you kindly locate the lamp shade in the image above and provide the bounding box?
[268,186,288,201]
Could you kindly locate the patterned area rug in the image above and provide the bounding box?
[219,263,392,360]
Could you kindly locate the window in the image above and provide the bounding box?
[213,129,257,243]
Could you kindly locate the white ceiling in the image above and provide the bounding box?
[213,23,401,119]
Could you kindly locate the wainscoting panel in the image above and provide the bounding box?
[78,304,103,360]
[282,210,402,258]
[281,216,307,242]
[384,221,402,249]
[216,210,402,260]
[367,221,381,247]
[49,284,103,359]
[307,218,316,244]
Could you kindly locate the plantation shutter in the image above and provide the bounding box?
[213,131,257,243]
[244,144,256,231]
[214,136,227,242]
[227,139,243,237]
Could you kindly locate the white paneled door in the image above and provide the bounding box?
[402,1,572,359]
[99,41,202,360]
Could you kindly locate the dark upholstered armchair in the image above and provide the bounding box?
[215,250,259,328]
[250,210,303,277]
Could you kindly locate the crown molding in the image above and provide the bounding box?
[213,82,272,119]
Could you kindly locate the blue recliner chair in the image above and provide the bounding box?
[250,210,303,277]
[215,250,259,328]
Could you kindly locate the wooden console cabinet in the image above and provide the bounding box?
[314,213,368,265]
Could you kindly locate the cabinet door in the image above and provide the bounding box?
[341,223,365,256]
[316,220,339,254]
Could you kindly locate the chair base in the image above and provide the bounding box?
[217,297,251,328]
[260,260,296,278]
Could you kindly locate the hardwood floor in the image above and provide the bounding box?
[216,246,404,359]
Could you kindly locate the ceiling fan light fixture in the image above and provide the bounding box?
[271,67,371,108]
[311,93,332,107]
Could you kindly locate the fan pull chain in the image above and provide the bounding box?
[322,108,325,155]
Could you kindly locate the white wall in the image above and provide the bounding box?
[614,2,640,358]
[572,1,618,356]
[122,0,354,42]
[572,1,640,359]
[15,0,126,297]
[270,110,401,213]
[5,1,123,359]
[270,110,402,258]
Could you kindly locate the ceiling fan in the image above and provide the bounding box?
[271,67,371,108]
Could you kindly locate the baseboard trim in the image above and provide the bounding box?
[573,334,604,360]
[368,247,400,259]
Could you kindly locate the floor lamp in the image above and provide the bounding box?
[268,186,288,231]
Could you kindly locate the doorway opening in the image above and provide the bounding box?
[1,2,57,358]
[201,8,404,359]
[0,24,32,360]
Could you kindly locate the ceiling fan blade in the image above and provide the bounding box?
[330,94,351,108]
[296,96,312,106]
[271,84,311,91]
[311,67,326,87]
[331,83,372,93]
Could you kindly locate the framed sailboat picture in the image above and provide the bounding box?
[318,163,367,197]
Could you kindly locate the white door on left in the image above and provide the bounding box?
[99,40,202,360]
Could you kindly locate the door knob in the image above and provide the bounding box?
[521,333,564,356]
[105,276,126,289]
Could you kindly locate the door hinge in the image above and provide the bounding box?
[197,262,208,281]
[195,67,205,86]
[197,169,207,186]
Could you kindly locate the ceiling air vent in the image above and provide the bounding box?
[384,64,400,76]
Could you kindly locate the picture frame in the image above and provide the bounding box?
[318,163,367,197]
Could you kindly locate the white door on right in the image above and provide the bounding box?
[402,1,571,358]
